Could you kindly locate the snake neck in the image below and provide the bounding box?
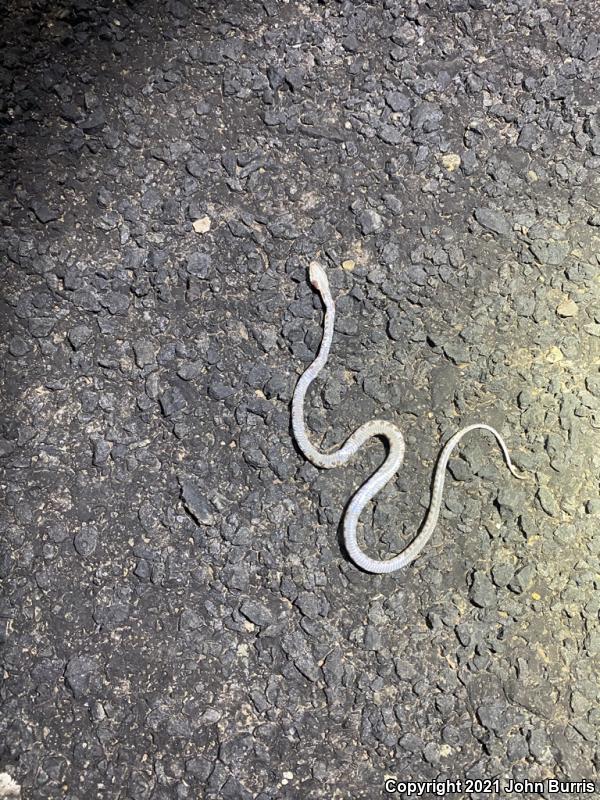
[313,288,335,375]
[292,284,337,467]
[295,288,334,393]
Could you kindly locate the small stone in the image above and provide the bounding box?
[8,336,31,356]
[508,565,535,594]
[378,124,403,145]
[294,592,320,619]
[583,323,600,337]
[491,563,515,588]
[133,339,156,368]
[529,729,550,760]
[64,655,101,699]
[29,318,55,337]
[517,122,538,150]
[556,297,578,317]
[239,599,274,627]
[537,487,560,516]
[141,189,161,210]
[134,559,151,580]
[341,259,355,271]
[186,756,213,781]
[0,438,16,458]
[505,678,555,719]
[97,589,128,631]
[179,608,203,631]
[180,478,215,525]
[506,733,529,761]
[186,159,205,178]
[530,240,570,266]
[441,153,461,171]
[266,65,286,90]
[71,288,101,312]
[74,525,98,557]
[68,325,93,350]
[586,374,600,397]
[285,67,305,93]
[46,519,69,543]
[208,381,235,401]
[104,290,130,315]
[477,703,505,734]
[159,386,187,416]
[411,101,443,132]
[469,571,497,608]
[186,252,212,278]
[0,773,20,798]
[382,194,403,215]
[586,498,600,514]
[193,216,211,234]
[385,90,410,112]
[177,362,203,381]
[399,733,424,753]
[81,108,106,132]
[582,35,600,61]
[364,625,383,650]
[30,200,60,223]
[357,209,384,235]
[545,346,564,363]
[474,207,510,235]
[267,215,299,239]
[342,33,360,52]
[92,439,111,466]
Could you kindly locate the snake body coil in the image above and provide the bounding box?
[291,262,526,574]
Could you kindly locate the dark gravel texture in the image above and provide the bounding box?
[2,1,600,798]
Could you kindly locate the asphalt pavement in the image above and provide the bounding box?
[1,1,600,798]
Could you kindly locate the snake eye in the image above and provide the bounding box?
[309,261,327,290]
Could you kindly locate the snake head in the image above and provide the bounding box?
[309,261,328,293]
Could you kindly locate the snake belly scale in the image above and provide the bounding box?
[291,262,527,574]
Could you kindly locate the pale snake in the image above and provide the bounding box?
[292,262,527,574]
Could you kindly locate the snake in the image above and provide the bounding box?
[291,261,527,574]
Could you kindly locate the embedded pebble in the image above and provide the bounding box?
[474,207,511,235]
[556,298,578,317]
[73,525,98,557]
[193,216,211,234]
